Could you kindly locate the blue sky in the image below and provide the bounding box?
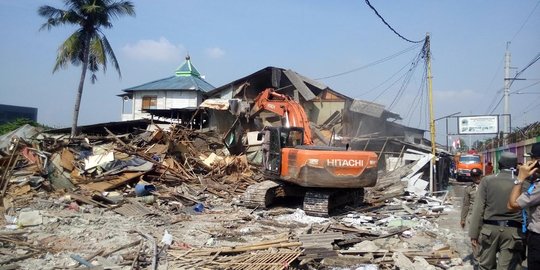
[1,0,539,144]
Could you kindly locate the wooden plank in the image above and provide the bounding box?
[81,172,144,192]
[69,193,110,208]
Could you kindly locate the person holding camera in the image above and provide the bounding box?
[508,142,540,270]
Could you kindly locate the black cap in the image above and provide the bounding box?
[470,168,483,177]
[529,142,540,158]
[498,152,517,169]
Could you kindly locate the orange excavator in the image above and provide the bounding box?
[242,88,379,216]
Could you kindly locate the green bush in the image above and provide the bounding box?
[0,118,48,135]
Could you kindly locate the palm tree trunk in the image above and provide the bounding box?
[71,37,90,138]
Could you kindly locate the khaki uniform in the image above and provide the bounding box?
[469,171,525,270]
[461,183,478,224]
[461,183,479,263]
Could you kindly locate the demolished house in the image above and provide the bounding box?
[0,66,458,269]
[0,120,465,269]
[199,66,450,191]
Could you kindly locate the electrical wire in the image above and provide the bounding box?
[485,90,504,114]
[388,54,422,110]
[489,95,504,114]
[509,52,540,88]
[513,95,540,124]
[510,81,540,94]
[510,0,540,42]
[315,43,420,80]
[405,64,427,124]
[357,60,413,97]
[483,55,505,113]
[364,0,425,43]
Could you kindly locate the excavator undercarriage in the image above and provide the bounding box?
[242,180,365,217]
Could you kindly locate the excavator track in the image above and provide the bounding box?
[303,188,364,217]
[242,180,282,208]
[243,181,365,217]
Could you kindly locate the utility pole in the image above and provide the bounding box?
[503,42,511,143]
[426,33,436,194]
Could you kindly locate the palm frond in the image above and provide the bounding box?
[89,35,107,73]
[38,6,67,31]
[100,33,121,77]
[41,0,134,79]
[53,31,84,72]
[88,54,99,83]
[105,1,136,19]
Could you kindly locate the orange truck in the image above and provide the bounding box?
[454,152,483,181]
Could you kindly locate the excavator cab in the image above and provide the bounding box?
[260,126,305,177]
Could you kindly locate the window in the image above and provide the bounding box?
[459,155,480,164]
[142,96,157,110]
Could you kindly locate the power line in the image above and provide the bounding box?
[315,43,420,80]
[405,64,427,125]
[509,52,540,88]
[482,55,505,113]
[488,52,540,115]
[489,95,504,114]
[357,60,412,97]
[388,51,423,110]
[510,81,540,94]
[485,89,504,114]
[350,50,422,117]
[510,0,540,42]
[364,0,425,43]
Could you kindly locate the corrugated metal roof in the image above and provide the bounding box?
[349,99,401,120]
[349,100,386,117]
[283,69,316,101]
[123,75,214,92]
[122,56,214,92]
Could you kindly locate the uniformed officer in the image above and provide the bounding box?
[508,142,540,270]
[461,168,483,228]
[461,168,483,267]
[469,152,524,270]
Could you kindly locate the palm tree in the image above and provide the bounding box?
[38,0,135,137]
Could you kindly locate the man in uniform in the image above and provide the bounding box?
[461,168,483,228]
[508,142,540,270]
[461,168,483,267]
[469,152,524,269]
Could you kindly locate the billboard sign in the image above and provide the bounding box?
[458,115,499,134]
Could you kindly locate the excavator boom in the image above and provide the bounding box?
[251,88,313,145]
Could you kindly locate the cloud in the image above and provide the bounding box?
[205,47,225,59]
[122,37,184,62]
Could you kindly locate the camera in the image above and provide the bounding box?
[534,160,540,170]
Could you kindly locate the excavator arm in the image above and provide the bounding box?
[250,88,314,145]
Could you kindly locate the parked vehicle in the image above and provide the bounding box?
[454,153,483,181]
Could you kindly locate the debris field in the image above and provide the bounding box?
[0,124,473,270]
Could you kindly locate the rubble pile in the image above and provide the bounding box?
[0,124,470,270]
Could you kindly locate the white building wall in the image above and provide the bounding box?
[123,90,202,121]
[166,91,199,108]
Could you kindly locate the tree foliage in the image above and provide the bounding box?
[38,0,135,137]
[0,118,49,135]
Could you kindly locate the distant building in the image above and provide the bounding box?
[0,104,38,124]
[119,56,215,124]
